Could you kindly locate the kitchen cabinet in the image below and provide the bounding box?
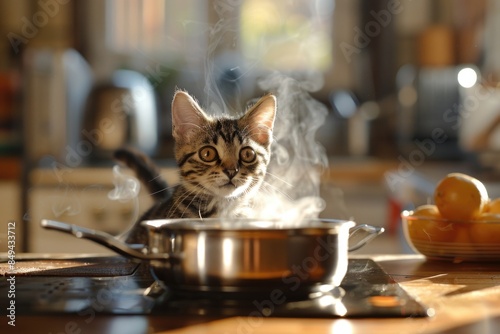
[0,181,21,252]
[27,168,152,253]
[27,167,179,253]
[28,184,149,253]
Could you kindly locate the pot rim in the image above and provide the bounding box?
[142,218,356,232]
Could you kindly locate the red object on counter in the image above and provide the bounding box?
[387,197,402,235]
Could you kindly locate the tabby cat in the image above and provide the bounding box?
[115,90,276,244]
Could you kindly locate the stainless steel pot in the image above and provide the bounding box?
[41,219,383,292]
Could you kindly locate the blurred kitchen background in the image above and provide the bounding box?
[2,0,500,253]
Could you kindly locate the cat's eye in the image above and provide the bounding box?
[199,146,218,162]
[240,147,256,163]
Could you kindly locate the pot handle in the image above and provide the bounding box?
[348,224,384,252]
[41,219,175,261]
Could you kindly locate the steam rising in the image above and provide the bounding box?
[252,72,329,224]
[108,165,140,223]
[108,165,140,202]
[201,2,331,225]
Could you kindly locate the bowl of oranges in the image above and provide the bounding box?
[401,172,500,262]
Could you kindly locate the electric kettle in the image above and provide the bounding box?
[82,69,158,162]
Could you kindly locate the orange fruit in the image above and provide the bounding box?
[406,204,457,242]
[469,213,500,244]
[453,224,473,244]
[413,204,441,217]
[434,173,488,221]
[483,198,500,214]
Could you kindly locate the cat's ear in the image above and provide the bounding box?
[242,94,276,146]
[171,91,209,142]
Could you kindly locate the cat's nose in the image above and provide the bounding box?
[223,168,239,179]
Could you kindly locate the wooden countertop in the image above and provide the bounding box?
[3,254,500,334]
[153,254,500,334]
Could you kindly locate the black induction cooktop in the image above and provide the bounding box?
[0,257,430,318]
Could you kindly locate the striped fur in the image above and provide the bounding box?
[116,91,276,244]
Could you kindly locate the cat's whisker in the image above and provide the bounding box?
[178,187,212,219]
[166,187,196,217]
[261,180,293,201]
[178,190,200,216]
[149,185,176,198]
[265,172,293,187]
[148,174,164,181]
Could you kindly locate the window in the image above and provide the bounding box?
[104,0,334,72]
[106,0,207,63]
[240,0,334,71]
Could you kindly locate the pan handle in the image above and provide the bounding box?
[348,224,384,252]
[41,219,175,261]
